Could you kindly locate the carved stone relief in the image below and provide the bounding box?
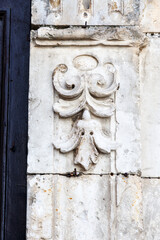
[52,55,117,170]
[28,35,141,174]
[27,1,160,238]
[32,0,139,26]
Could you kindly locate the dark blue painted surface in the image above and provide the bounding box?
[0,2,31,240]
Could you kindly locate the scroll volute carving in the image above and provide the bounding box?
[53,55,118,171]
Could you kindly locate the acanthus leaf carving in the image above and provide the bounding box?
[53,55,118,170]
[53,90,86,117]
[53,121,81,153]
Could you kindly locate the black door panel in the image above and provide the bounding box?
[0,2,30,240]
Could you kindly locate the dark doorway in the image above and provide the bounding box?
[0,1,30,240]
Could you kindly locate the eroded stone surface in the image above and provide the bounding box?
[141,38,160,177]
[140,0,160,32]
[53,175,111,240]
[28,43,54,173]
[27,175,149,240]
[27,175,53,240]
[27,175,111,240]
[32,0,139,26]
[36,26,146,44]
[115,47,140,174]
[143,179,160,240]
[116,175,143,240]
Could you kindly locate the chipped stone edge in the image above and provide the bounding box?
[31,26,148,48]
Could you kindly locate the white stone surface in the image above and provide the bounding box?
[27,175,151,240]
[116,47,140,174]
[27,175,111,240]
[28,43,54,173]
[141,38,160,177]
[27,175,53,240]
[32,0,139,26]
[52,175,111,240]
[140,0,160,33]
[116,175,143,239]
[143,179,160,240]
[28,1,160,239]
[28,38,140,174]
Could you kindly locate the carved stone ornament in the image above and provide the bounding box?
[53,55,118,170]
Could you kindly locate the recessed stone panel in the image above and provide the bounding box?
[28,35,140,174]
[28,32,141,174]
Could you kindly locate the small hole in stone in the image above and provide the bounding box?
[72,84,75,89]
[83,12,88,18]
[90,131,93,135]
[123,173,128,178]
[81,131,85,136]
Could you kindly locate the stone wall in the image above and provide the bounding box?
[27,1,160,239]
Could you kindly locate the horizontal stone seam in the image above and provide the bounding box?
[27,172,160,179]
[27,172,137,176]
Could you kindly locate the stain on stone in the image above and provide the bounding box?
[111,2,118,11]
[50,0,61,8]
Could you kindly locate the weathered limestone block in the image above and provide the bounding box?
[27,175,53,240]
[27,175,111,240]
[141,38,160,177]
[143,179,160,240]
[35,26,146,46]
[28,1,160,239]
[28,44,54,173]
[116,48,140,174]
[27,175,146,240]
[52,175,111,240]
[32,0,140,26]
[140,0,160,33]
[116,175,143,240]
[28,29,141,174]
